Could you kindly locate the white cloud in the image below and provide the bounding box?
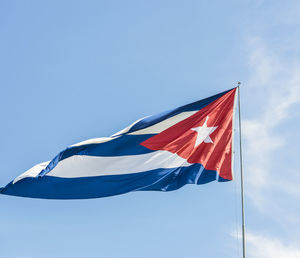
[232,231,300,258]
[242,37,300,208]
[246,233,300,258]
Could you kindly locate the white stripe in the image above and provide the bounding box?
[69,116,148,147]
[47,151,191,178]
[128,111,197,135]
[111,116,149,137]
[13,161,51,184]
[70,137,115,147]
[68,115,149,147]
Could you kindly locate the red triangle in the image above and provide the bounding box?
[141,88,237,180]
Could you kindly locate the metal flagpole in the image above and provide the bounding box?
[237,82,246,258]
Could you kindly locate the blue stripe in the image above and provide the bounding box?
[61,134,154,160]
[125,89,232,134]
[0,164,230,199]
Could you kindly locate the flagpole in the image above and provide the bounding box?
[237,82,246,258]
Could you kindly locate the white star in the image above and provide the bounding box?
[191,116,218,147]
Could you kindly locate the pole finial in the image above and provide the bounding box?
[237,81,241,87]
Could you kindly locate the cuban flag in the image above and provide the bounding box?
[0,88,237,199]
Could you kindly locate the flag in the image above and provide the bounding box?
[0,88,237,199]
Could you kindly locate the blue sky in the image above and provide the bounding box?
[1,1,300,257]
